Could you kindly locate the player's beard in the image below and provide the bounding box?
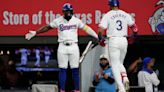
[64,13,73,21]
[64,11,73,21]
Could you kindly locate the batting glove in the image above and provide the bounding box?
[25,30,36,40]
[98,33,106,47]
[98,38,106,47]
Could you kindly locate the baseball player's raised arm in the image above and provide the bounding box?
[82,25,98,39]
[78,19,98,39]
[35,25,53,34]
[128,57,142,73]
[25,17,58,40]
[25,25,53,40]
[35,17,58,34]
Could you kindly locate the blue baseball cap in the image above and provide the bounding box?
[143,57,152,67]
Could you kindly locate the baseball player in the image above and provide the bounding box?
[98,0,138,92]
[138,57,160,92]
[25,3,98,92]
[15,48,29,66]
[44,46,51,66]
[34,47,41,67]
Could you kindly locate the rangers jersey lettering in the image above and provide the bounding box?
[49,16,85,42]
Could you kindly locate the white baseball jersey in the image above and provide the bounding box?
[34,49,41,66]
[44,50,51,64]
[99,9,135,92]
[44,50,51,56]
[35,49,40,58]
[49,16,85,42]
[20,48,28,58]
[19,48,28,65]
[138,71,160,92]
[99,10,135,37]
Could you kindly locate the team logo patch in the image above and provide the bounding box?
[59,24,77,31]
[149,0,164,34]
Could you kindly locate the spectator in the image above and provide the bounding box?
[127,57,142,86]
[1,60,22,89]
[138,57,160,92]
[92,54,116,92]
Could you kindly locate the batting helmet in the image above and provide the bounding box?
[109,0,120,7]
[62,3,73,11]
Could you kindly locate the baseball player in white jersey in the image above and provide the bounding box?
[15,48,29,66]
[44,46,51,66]
[138,57,160,92]
[25,3,98,92]
[34,47,41,67]
[98,0,138,92]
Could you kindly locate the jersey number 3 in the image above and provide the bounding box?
[116,20,122,31]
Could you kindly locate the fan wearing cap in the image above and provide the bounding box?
[138,57,160,92]
[92,54,116,92]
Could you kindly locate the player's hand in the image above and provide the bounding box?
[99,39,106,47]
[137,57,142,63]
[25,30,36,40]
[98,36,106,47]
